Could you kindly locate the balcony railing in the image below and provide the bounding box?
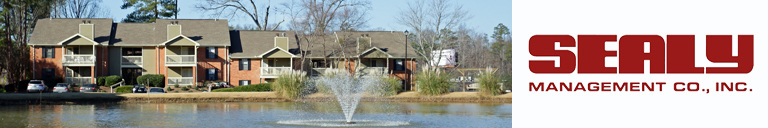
[122,56,143,65]
[355,67,387,76]
[65,77,92,85]
[261,67,292,77]
[168,77,194,85]
[63,55,95,65]
[166,55,196,65]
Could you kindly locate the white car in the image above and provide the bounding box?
[27,80,48,93]
[52,83,70,93]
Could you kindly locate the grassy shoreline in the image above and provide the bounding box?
[0,92,511,104]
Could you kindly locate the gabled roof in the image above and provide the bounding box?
[111,19,231,46]
[57,34,98,45]
[355,47,393,58]
[230,30,298,58]
[29,18,113,45]
[256,47,298,58]
[159,35,200,46]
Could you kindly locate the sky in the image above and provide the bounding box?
[102,0,511,36]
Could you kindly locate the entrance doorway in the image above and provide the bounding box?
[122,68,142,85]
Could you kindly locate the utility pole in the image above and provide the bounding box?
[174,0,178,19]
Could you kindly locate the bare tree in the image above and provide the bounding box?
[196,0,284,31]
[396,0,471,70]
[281,0,370,74]
[51,0,110,18]
[295,0,370,33]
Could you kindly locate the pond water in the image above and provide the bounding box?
[0,102,511,127]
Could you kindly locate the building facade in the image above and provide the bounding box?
[28,18,417,90]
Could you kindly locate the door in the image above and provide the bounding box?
[122,68,142,85]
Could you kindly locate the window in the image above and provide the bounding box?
[240,59,250,70]
[206,68,217,80]
[395,59,404,70]
[240,80,251,85]
[122,48,142,56]
[43,47,55,58]
[370,60,379,67]
[43,68,55,78]
[206,47,217,58]
[66,47,80,55]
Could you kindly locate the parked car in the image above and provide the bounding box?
[27,80,47,93]
[132,85,147,93]
[80,84,97,92]
[148,87,166,93]
[52,83,70,93]
[207,82,232,88]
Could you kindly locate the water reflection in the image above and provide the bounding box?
[0,102,511,127]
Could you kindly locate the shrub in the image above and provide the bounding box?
[137,74,165,87]
[104,75,122,87]
[181,86,189,91]
[0,86,5,93]
[273,71,308,99]
[212,83,272,92]
[174,91,178,93]
[188,91,193,93]
[369,75,402,96]
[477,67,502,96]
[174,84,180,88]
[415,67,452,96]
[114,86,133,93]
[166,87,173,91]
[97,76,106,86]
[193,86,199,90]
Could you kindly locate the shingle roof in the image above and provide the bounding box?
[230,30,298,58]
[230,31,418,59]
[111,19,230,46]
[29,18,114,45]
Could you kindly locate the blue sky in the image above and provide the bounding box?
[103,0,511,35]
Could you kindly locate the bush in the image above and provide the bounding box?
[0,86,5,93]
[415,68,452,96]
[181,86,189,91]
[369,76,402,96]
[97,76,107,86]
[174,84,180,88]
[114,86,133,93]
[477,67,502,96]
[273,71,308,99]
[193,86,199,90]
[104,75,122,87]
[174,91,178,93]
[137,74,165,87]
[166,87,173,91]
[212,83,272,92]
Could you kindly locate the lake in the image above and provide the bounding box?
[0,102,511,127]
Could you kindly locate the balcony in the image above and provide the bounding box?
[355,67,387,77]
[261,67,292,78]
[63,55,95,66]
[166,55,196,66]
[65,77,92,85]
[310,68,329,76]
[122,56,143,66]
[168,77,194,85]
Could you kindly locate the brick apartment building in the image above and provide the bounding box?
[28,18,417,90]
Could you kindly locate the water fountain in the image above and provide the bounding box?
[276,70,410,127]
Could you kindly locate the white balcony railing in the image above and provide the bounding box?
[355,67,387,76]
[63,55,95,65]
[261,67,292,77]
[65,77,92,85]
[166,55,196,65]
[168,77,194,85]
[122,56,143,65]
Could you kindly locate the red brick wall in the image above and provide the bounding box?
[230,58,261,86]
[31,46,64,79]
[197,47,226,85]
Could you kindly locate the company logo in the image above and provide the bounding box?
[529,35,753,74]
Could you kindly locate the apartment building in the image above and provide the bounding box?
[29,18,417,90]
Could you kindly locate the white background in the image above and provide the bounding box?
[512,0,767,127]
